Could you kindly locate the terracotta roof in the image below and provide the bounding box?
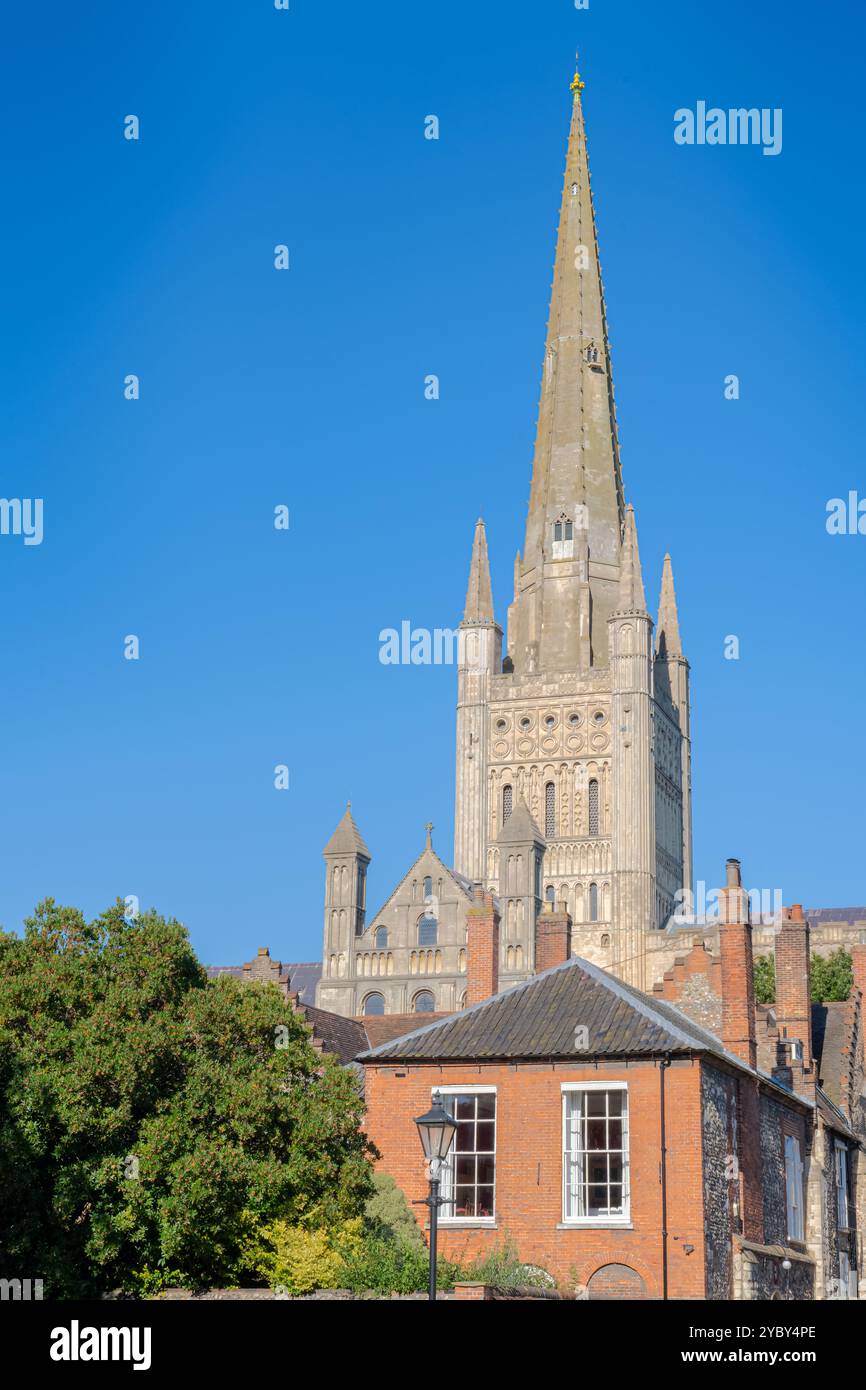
[359,1013,451,1050]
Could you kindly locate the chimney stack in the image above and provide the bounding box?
[851,941,866,1072]
[718,859,757,1070]
[466,889,500,1007]
[535,900,572,974]
[851,941,866,1002]
[774,904,812,1087]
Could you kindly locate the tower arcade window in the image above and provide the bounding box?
[589,883,599,922]
[502,785,513,825]
[423,876,433,901]
[545,885,555,904]
[362,992,385,1017]
[413,990,435,1014]
[418,914,438,948]
[545,781,556,840]
[588,778,599,836]
[375,926,388,949]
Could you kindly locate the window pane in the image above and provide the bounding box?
[588,1185,607,1214]
[455,1095,476,1121]
[477,1154,495,1187]
[454,1123,476,1152]
[455,1155,475,1186]
[476,1121,495,1152]
[477,1188,495,1217]
[476,1093,496,1120]
[587,1091,606,1116]
[587,1119,606,1150]
[455,1188,474,1216]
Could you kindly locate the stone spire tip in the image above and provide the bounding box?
[656,552,683,658]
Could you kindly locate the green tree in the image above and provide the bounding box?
[752,947,853,1005]
[754,954,775,1005]
[0,899,373,1296]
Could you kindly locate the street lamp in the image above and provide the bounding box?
[414,1090,458,1301]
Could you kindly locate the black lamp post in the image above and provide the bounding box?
[414,1090,458,1301]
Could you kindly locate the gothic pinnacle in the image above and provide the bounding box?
[462,517,495,625]
[656,552,683,658]
[615,505,648,614]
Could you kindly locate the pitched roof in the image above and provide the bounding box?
[204,960,321,1006]
[323,804,370,859]
[496,796,545,847]
[359,1013,451,1050]
[299,1004,368,1066]
[357,955,749,1065]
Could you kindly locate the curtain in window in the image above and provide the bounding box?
[563,1089,628,1220]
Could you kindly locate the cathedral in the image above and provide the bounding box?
[313,65,861,1021]
[316,64,690,1016]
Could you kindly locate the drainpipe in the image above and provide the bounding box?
[660,1055,671,1300]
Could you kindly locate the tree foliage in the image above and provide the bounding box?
[752,948,853,1006]
[0,899,374,1296]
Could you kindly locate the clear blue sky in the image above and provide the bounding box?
[2,0,864,966]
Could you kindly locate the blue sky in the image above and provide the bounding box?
[1,0,864,966]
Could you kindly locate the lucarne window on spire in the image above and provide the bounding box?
[553,514,575,560]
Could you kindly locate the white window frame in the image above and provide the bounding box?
[784,1134,805,1243]
[835,1143,850,1231]
[435,1085,497,1227]
[561,1082,630,1228]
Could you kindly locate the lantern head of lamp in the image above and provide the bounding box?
[414,1091,458,1166]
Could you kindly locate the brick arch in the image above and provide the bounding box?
[574,1249,658,1300]
[587,1264,647,1300]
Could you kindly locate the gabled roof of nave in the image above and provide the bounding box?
[362,830,476,938]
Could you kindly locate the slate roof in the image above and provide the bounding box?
[299,1004,368,1066]
[204,961,321,1005]
[357,955,753,1067]
[806,907,866,927]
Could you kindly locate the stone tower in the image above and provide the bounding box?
[317,803,371,1016]
[452,63,693,987]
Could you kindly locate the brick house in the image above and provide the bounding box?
[357,861,864,1299]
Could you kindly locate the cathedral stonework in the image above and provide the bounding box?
[317,68,692,1013]
[452,72,693,992]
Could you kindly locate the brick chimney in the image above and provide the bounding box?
[466,889,500,1007]
[851,941,866,1071]
[535,900,572,974]
[717,859,757,1070]
[851,942,866,1003]
[774,905,812,1087]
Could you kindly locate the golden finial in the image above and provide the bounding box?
[570,46,585,96]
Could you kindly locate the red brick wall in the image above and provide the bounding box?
[774,912,812,1071]
[718,921,757,1069]
[362,1058,707,1297]
[535,911,572,974]
[466,895,500,1006]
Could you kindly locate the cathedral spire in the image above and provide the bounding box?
[462,517,495,624]
[509,58,626,671]
[656,553,683,657]
[614,505,647,614]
